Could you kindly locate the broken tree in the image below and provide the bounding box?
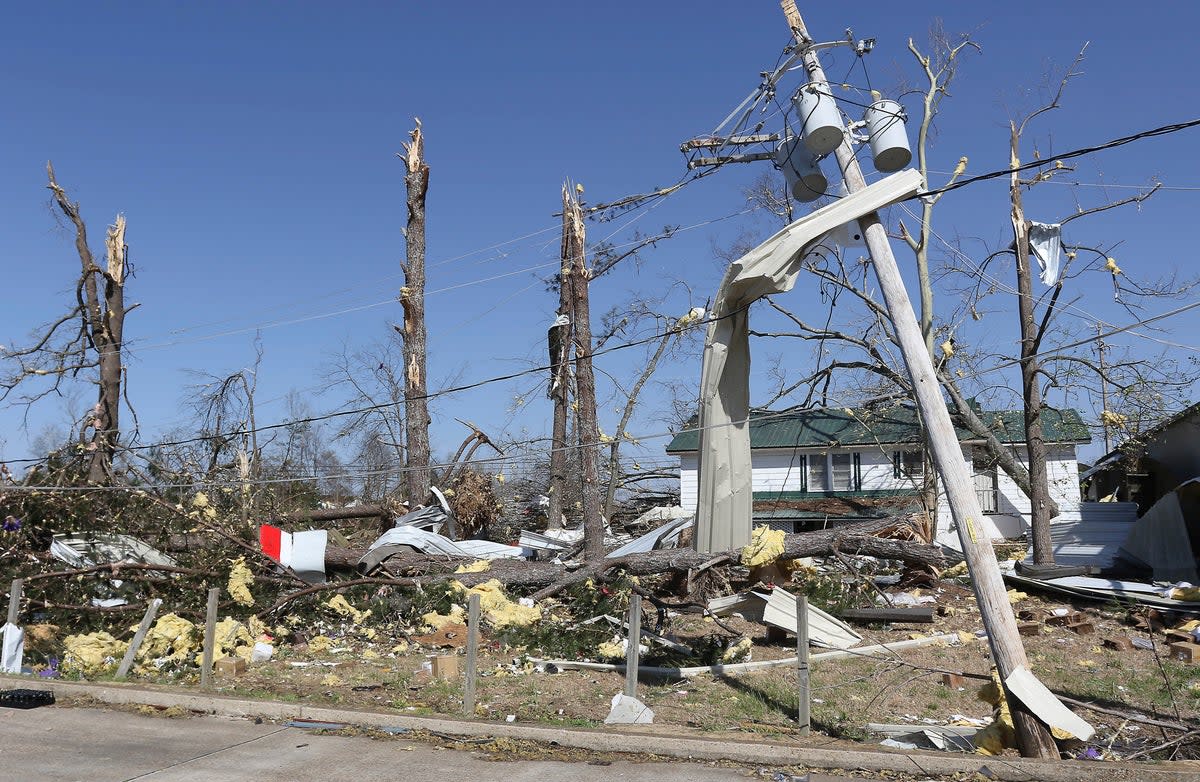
[398,119,433,504]
[1,164,133,484]
[561,183,605,560]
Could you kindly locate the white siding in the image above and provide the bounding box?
[678,445,945,510]
[679,453,699,511]
[676,439,1084,545]
[935,444,1083,548]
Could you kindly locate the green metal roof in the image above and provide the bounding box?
[664,404,1091,453]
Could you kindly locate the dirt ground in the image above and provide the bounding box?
[99,580,1198,763]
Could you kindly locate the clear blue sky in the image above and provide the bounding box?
[3,1,1198,476]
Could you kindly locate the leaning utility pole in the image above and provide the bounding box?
[399,119,433,505]
[562,183,605,560]
[779,1,1056,757]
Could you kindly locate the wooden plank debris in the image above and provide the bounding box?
[840,607,935,624]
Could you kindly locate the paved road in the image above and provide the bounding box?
[0,705,761,782]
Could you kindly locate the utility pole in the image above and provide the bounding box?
[778,1,1056,758]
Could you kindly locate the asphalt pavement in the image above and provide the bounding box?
[0,705,756,782]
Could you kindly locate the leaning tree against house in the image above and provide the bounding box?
[1,164,134,485]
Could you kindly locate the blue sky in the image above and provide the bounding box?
[3,1,1199,477]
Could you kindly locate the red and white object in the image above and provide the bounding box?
[260,525,328,584]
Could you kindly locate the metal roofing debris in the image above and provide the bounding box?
[1004,665,1095,741]
[666,404,1091,453]
[760,587,862,650]
[693,171,926,554]
[518,527,582,553]
[49,533,177,569]
[1119,489,1200,583]
[1004,572,1200,609]
[357,527,524,574]
[392,502,449,533]
[1020,502,1139,569]
[605,515,693,559]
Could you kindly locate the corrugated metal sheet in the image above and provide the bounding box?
[1032,502,1139,567]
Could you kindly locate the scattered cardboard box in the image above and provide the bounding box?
[431,655,459,679]
[1169,641,1200,663]
[941,673,965,689]
[214,657,246,676]
[1102,637,1135,652]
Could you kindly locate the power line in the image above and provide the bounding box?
[914,118,1200,201]
[896,202,1200,354]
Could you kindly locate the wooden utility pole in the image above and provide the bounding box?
[779,1,1056,758]
[400,119,433,505]
[1009,128,1056,565]
[562,183,605,560]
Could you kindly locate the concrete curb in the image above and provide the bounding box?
[1,676,1193,781]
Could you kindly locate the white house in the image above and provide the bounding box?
[665,404,1090,548]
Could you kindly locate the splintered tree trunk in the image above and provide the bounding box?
[562,184,604,560]
[546,249,573,531]
[1009,126,1055,565]
[400,119,432,504]
[47,165,129,485]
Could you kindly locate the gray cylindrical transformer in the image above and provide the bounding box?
[794,83,844,156]
[864,99,912,172]
[775,136,827,202]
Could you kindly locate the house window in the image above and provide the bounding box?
[808,455,828,492]
[894,450,924,480]
[808,452,862,492]
[831,453,853,491]
[973,452,999,514]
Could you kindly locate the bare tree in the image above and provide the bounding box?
[597,299,705,521]
[326,337,408,500]
[399,119,432,503]
[1,164,134,484]
[985,45,1182,563]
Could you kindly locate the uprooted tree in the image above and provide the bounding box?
[1,163,134,485]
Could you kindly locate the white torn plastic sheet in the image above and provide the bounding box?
[759,587,862,650]
[259,525,328,584]
[1028,222,1063,286]
[606,515,694,559]
[694,169,924,553]
[604,693,654,724]
[1004,665,1095,741]
[1,623,23,673]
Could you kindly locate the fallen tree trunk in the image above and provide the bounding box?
[333,518,945,593]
